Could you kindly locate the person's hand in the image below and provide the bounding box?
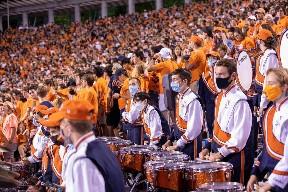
[258,107,264,117]
[112,93,120,99]
[22,158,30,165]
[162,140,172,150]
[208,152,223,161]
[246,175,258,192]
[258,182,272,192]
[167,145,178,152]
[199,148,209,160]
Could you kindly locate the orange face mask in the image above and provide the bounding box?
[263,85,282,101]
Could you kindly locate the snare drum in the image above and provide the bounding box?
[106,140,132,152]
[149,151,190,162]
[197,182,244,192]
[184,162,233,190]
[11,162,33,179]
[119,145,156,172]
[145,161,186,191]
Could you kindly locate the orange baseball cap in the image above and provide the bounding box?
[190,35,203,46]
[257,29,273,41]
[40,107,59,115]
[38,112,62,128]
[207,51,220,58]
[34,105,49,114]
[43,100,94,126]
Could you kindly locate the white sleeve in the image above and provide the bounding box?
[218,100,252,157]
[28,136,49,163]
[177,100,203,148]
[73,158,105,192]
[124,102,141,123]
[148,110,162,144]
[264,54,279,75]
[268,135,288,189]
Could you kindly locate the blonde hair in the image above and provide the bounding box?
[266,68,288,86]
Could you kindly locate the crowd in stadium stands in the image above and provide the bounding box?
[0,0,288,191]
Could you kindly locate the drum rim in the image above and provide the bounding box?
[198,182,244,190]
[186,162,233,171]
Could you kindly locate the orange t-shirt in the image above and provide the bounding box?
[118,78,129,111]
[188,48,206,82]
[2,113,18,144]
[152,59,178,93]
[75,87,98,123]
[94,77,109,112]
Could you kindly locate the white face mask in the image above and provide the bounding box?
[208,57,218,67]
[134,102,145,111]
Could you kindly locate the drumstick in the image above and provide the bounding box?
[0,167,20,178]
[0,160,13,166]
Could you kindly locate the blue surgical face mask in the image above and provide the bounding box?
[170,81,181,92]
[129,85,139,96]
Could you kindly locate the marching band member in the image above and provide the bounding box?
[131,92,169,147]
[262,135,288,192]
[39,112,65,185]
[24,105,52,164]
[247,68,288,192]
[122,77,143,144]
[199,59,252,183]
[55,100,125,192]
[162,68,203,160]
[255,29,279,113]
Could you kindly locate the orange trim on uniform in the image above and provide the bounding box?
[175,89,191,132]
[175,100,187,132]
[263,106,284,160]
[50,145,62,180]
[143,122,151,136]
[75,132,95,149]
[31,145,42,161]
[193,139,197,160]
[240,150,245,184]
[272,170,288,176]
[255,55,265,86]
[42,148,49,172]
[213,92,231,145]
[202,72,218,95]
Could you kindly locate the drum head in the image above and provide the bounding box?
[280,29,288,69]
[197,182,244,191]
[120,145,156,154]
[150,151,189,161]
[144,160,166,170]
[237,51,253,91]
[163,162,186,170]
[96,137,120,141]
[189,162,233,172]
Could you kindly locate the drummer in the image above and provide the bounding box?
[247,68,288,192]
[199,59,252,184]
[162,68,203,160]
[38,111,66,186]
[254,29,279,115]
[54,100,125,192]
[121,77,143,144]
[132,92,169,147]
